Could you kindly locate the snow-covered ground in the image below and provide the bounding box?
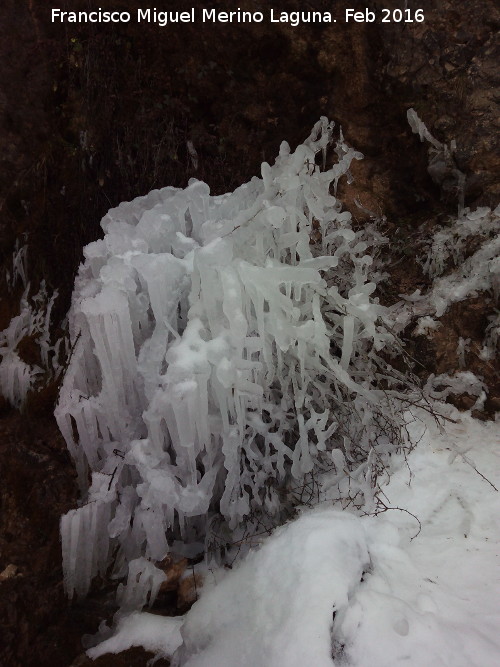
[88,405,500,666]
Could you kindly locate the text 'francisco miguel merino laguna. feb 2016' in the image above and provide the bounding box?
[51,7,426,27]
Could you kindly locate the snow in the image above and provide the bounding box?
[89,408,500,666]
[335,409,500,667]
[87,612,183,660]
[176,511,369,667]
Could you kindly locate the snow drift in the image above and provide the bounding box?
[89,408,500,666]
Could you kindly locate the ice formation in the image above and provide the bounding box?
[57,118,411,602]
[405,111,500,350]
[407,107,466,212]
[421,205,500,279]
[0,262,62,409]
[393,204,500,332]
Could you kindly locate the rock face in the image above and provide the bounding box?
[0,1,498,663]
[377,0,499,206]
[0,1,498,306]
[0,413,83,666]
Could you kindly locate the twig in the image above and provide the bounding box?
[370,498,422,541]
[191,562,198,601]
[459,454,498,492]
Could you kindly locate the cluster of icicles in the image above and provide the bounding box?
[57,119,400,604]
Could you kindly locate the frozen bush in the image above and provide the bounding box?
[424,372,487,411]
[405,112,500,329]
[57,119,416,603]
[391,204,500,329]
[421,205,500,279]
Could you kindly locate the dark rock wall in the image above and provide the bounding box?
[378,0,499,205]
[1,1,497,311]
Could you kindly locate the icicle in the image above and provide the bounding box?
[407,108,442,149]
[117,557,166,612]
[340,315,355,370]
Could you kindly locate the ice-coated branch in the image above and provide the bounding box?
[57,119,408,605]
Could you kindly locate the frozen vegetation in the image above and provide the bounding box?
[392,204,500,331]
[57,116,500,664]
[1,113,498,665]
[0,244,64,409]
[56,117,422,602]
[397,109,500,335]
